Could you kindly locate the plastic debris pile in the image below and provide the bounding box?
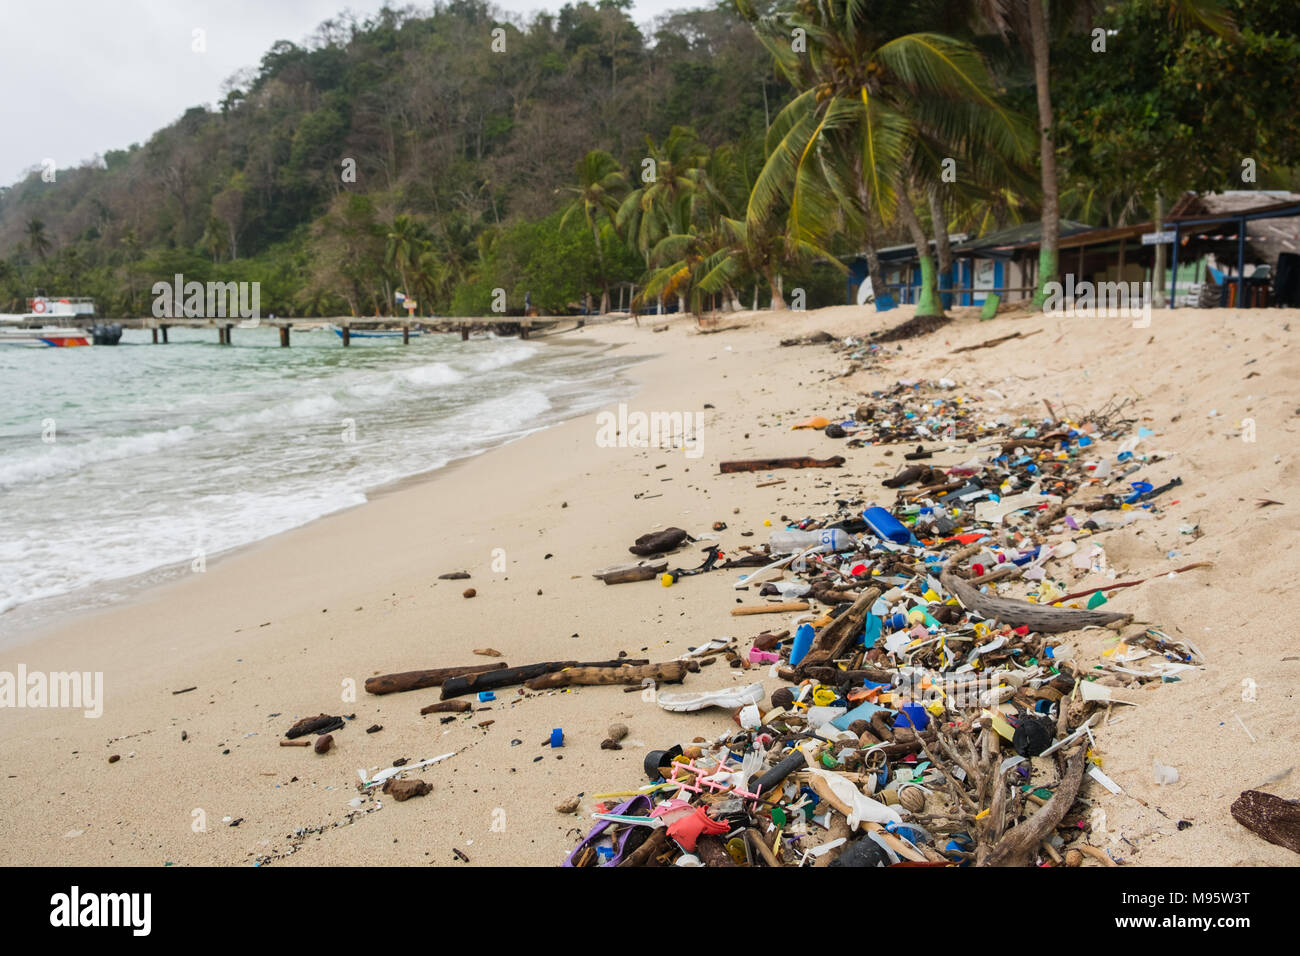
[566,387,1211,867]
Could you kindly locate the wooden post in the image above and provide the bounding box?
[161,325,169,343]
[461,325,469,341]
[520,322,530,339]
[341,325,351,347]
[151,327,158,344]
[279,325,290,347]
[225,324,233,345]
[1235,216,1245,309]
[1170,224,1181,309]
[402,324,410,345]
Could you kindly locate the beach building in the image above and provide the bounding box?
[846,191,1300,310]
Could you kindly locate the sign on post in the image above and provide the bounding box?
[1141,231,1176,245]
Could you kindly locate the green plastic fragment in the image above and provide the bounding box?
[1086,590,1109,609]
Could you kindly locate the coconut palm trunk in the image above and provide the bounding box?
[928,187,954,308]
[1028,0,1059,309]
[895,185,943,317]
[589,220,610,314]
[765,268,787,310]
[1152,192,1166,307]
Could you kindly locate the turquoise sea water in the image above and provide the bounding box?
[0,327,638,632]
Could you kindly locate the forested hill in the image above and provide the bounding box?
[0,0,790,317]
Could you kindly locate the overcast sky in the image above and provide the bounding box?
[0,0,709,188]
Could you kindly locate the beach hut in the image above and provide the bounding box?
[1164,191,1300,308]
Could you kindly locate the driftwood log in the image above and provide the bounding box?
[796,587,882,672]
[1231,790,1300,855]
[593,561,668,584]
[365,662,507,696]
[629,528,692,556]
[696,834,739,867]
[285,714,345,739]
[981,745,1087,867]
[731,601,809,616]
[789,664,898,685]
[719,456,846,474]
[440,659,649,699]
[940,567,1131,633]
[419,700,472,715]
[525,660,695,689]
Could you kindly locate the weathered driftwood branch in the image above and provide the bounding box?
[592,561,668,584]
[420,700,472,715]
[365,662,507,696]
[719,456,845,474]
[795,664,897,685]
[525,660,694,689]
[696,835,739,867]
[618,828,668,867]
[285,714,345,738]
[1055,562,1212,604]
[798,587,882,671]
[439,659,648,699]
[941,567,1131,633]
[981,745,1086,867]
[746,828,781,867]
[951,329,1040,353]
[731,601,809,616]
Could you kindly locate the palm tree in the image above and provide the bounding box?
[969,0,1236,307]
[616,127,709,312]
[25,218,52,262]
[559,150,628,314]
[741,0,1030,319]
[696,214,841,312]
[385,214,422,303]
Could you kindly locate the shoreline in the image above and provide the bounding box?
[0,332,650,649]
[0,303,1296,867]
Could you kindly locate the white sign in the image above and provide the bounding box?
[1141,231,1176,245]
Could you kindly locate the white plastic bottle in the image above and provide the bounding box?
[768,528,854,554]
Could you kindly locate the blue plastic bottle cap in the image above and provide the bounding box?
[550,728,564,748]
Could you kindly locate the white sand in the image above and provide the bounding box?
[0,302,1295,866]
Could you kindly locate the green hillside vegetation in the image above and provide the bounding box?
[1,0,1297,319]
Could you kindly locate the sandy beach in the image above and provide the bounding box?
[1,302,1297,867]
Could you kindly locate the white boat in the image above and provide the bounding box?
[0,323,91,347]
[0,296,98,347]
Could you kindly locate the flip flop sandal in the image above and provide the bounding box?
[563,794,654,867]
[656,681,765,713]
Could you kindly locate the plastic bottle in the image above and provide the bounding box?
[768,527,853,554]
[789,623,815,667]
[862,507,911,545]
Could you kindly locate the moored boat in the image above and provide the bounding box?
[0,296,100,347]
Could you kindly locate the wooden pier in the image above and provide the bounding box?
[15,315,623,346]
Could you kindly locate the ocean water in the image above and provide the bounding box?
[0,326,640,634]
